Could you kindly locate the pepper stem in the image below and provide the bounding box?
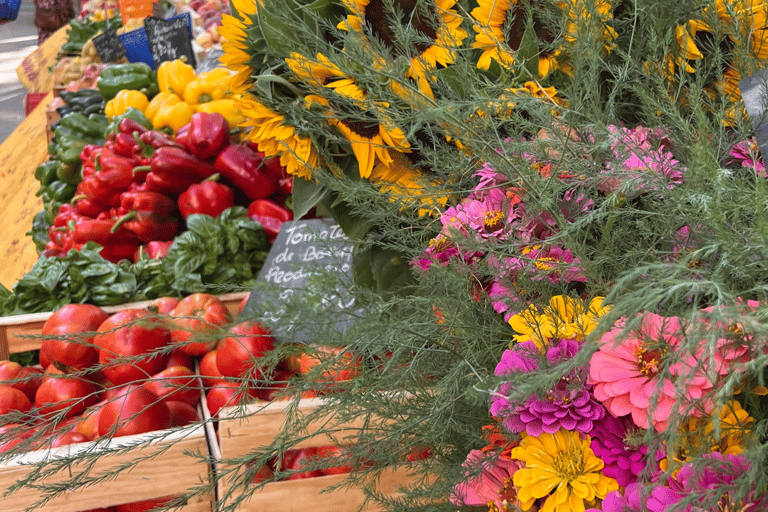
[132,165,151,175]
[70,194,86,203]
[111,210,137,233]
[133,131,155,158]
[203,173,221,183]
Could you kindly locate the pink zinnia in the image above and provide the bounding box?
[589,413,659,487]
[729,138,766,177]
[491,339,606,437]
[588,312,715,431]
[450,449,524,511]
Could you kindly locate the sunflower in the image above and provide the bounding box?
[286,53,367,103]
[305,94,411,180]
[236,94,320,180]
[510,429,618,512]
[217,0,259,93]
[470,0,557,76]
[372,153,448,216]
[338,0,468,98]
[507,295,609,348]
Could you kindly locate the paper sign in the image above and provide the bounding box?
[144,15,196,67]
[117,0,153,20]
[93,28,127,63]
[241,219,356,343]
[739,69,768,158]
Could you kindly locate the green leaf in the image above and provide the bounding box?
[293,176,330,220]
[352,244,417,296]
[518,17,541,80]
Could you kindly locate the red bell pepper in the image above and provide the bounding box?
[112,190,179,242]
[177,176,235,219]
[247,199,293,243]
[141,146,218,196]
[133,240,174,262]
[176,112,230,161]
[139,130,187,151]
[80,148,142,208]
[72,217,141,263]
[214,145,279,200]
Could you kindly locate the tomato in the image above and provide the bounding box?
[41,304,110,370]
[98,384,172,438]
[0,423,34,453]
[251,462,274,483]
[49,430,90,448]
[34,366,98,418]
[149,296,180,315]
[0,361,42,402]
[0,385,32,414]
[94,309,171,386]
[115,496,177,512]
[199,349,226,388]
[143,366,200,406]
[257,369,296,402]
[74,399,107,440]
[165,349,194,371]
[314,445,353,475]
[206,381,257,418]
[169,293,232,356]
[298,346,360,383]
[216,321,275,379]
[406,445,433,462]
[282,447,324,480]
[167,400,200,427]
[38,341,53,370]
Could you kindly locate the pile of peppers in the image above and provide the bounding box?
[43,110,295,263]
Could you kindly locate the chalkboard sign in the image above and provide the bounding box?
[92,28,127,63]
[144,15,196,68]
[740,69,768,158]
[241,218,356,343]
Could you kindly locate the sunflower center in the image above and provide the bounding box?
[338,117,381,139]
[553,449,585,481]
[636,345,663,377]
[484,210,505,232]
[363,0,439,56]
[503,0,555,51]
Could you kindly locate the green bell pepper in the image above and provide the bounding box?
[97,63,154,101]
[56,160,82,184]
[105,107,152,138]
[41,181,76,204]
[59,112,107,139]
[34,161,60,187]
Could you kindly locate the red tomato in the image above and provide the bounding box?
[199,349,226,388]
[251,462,274,483]
[0,423,34,453]
[74,399,107,440]
[216,321,275,379]
[150,296,180,315]
[165,349,194,371]
[49,431,90,448]
[0,361,42,403]
[143,366,200,406]
[314,445,353,475]
[206,381,257,418]
[167,400,200,427]
[169,293,232,356]
[34,366,98,418]
[41,304,110,370]
[298,346,360,383]
[257,369,296,402]
[38,342,53,370]
[406,445,433,462]
[282,447,324,480]
[98,384,172,438]
[94,309,171,386]
[0,384,32,414]
[115,496,176,512]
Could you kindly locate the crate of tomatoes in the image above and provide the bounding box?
[0,293,252,511]
[198,322,421,512]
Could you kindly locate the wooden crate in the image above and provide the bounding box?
[0,291,249,359]
[0,423,213,512]
[209,396,418,512]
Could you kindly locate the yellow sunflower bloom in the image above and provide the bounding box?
[510,429,618,512]
[286,53,367,103]
[237,94,320,180]
[338,0,468,98]
[218,14,254,94]
[508,295,609,348]
[372,153,447,216]
[306,94,411,180]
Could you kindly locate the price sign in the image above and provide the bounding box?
[241,219,356,343]
[92,28,127,63]
[144,15,195,68]
[739,69,768,158]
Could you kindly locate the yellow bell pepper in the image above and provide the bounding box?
[152,101,195,134]
[198,68,233,85]
[195,99,245,128]
[104,89,150,119]
[144,91,181,123]
[183,77,227,105]
[157,59,196,97]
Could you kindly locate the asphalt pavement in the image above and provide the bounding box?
[0,0,38,146]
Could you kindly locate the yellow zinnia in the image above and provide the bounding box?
[508,295,609,348]
[510,429,618,512]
